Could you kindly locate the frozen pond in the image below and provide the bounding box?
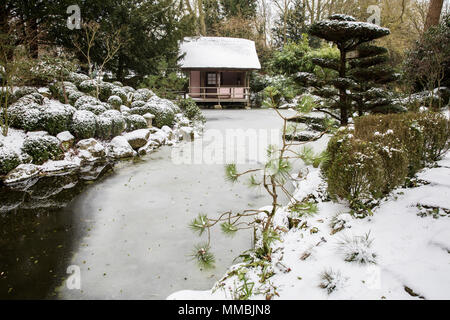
[58,109,294,299]
[1,109,307,299]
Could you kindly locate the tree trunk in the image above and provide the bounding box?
[339,48,348,126]
[197,0,206,35]
[424,0,444,31]
[28,18,39,58]
[117,53,124,82]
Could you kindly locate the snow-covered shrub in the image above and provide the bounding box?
[8,102,43,131]
[121,86,135,95]
[131,92,144,102]
[111,87,127,103]
[112,81,123,87]
[67,90,84,105]
[130,101,146,109]
[129,104,153,116]
[78,103,107,115]
[178,98,205,122]
[41,101,76,135]
[71,110,97,139]
[18,93,45,105]
[354,112,450,174]
[78,79,98,94]
[125,114,147,131]
[0,146,21,175]
[22,134,63,164]
[11,87,38,103]
[102,110,126,137]
[319,269,347,294]
[66,72,90,86]
[136,88,154,101]
[74,95,102,109]
[323,112,449,209]
[145,96,176,128]
[337,233,377,264]
[107,95,122,109]
[96,115,113,139]
[97,81,115,101]
[322,130,387,206]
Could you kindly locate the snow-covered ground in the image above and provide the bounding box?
[168,150,450,300]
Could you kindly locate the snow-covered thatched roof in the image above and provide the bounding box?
[179,37,261,70]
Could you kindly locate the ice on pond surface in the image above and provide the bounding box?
[56,109,297,299]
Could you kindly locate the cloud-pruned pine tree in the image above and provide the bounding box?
[298,14,396,125]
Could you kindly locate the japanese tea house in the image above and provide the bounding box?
[179,37,261,105]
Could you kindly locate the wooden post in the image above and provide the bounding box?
[217,71,221,106]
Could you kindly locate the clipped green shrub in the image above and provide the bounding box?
[145,98,175,128]
[178,98,205,122]
[8,102,43,131]
[96,115,113,139]
[71,110,97,139]
[322,130,387,205]
[11,87,38,103]
[323,112,450,208]
[0,147,21,175]
[41,102,76,136]
[125,114,147,131]
[354,112,450,174]
[102,110,126,137]
[22,134,63,164]
[111,87,127,103]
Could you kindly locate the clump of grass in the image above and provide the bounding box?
[329,213,352,234]
[337,232,377,264]
[319,269,347,294]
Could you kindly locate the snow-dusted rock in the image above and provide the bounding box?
[179,126,194,141]
[3,163,40,183]
[41,160,80,174]
[137,140,159,155]
[176,114,190,127]
[107,136,137,159]
[57,131,75,151]
[124,129,150,150]
[76,138,105,159]
[161,125,174,140]
[149,130,168,146]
